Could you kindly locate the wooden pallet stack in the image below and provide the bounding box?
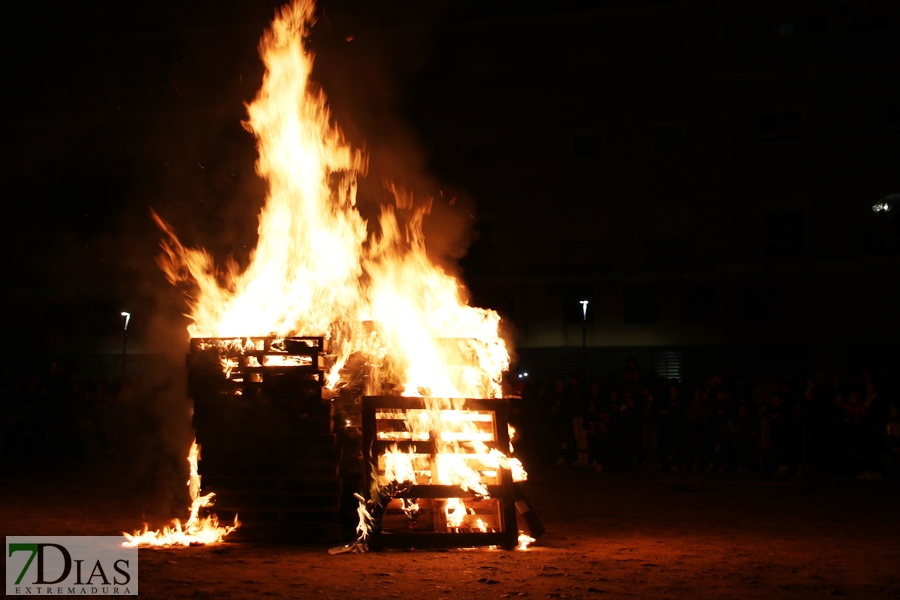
[362,396,522,550]
[188,337,342,542]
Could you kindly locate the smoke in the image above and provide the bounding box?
[107,357,196,519]
[308,0,480,271]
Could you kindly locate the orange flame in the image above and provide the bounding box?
[152,0,509,399]
[123,441,238,547]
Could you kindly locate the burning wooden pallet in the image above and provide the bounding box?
[362,396,535,550]
[188,336,342,542]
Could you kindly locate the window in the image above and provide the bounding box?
[760,111,803,142]
[654,124,684,152]
[650,29,682,66]
[653,350,682,381]
[467,145,495,164]
[572,133,602,157]
[763,211,805,257]
[741,283,777,324]
[683,282,715,323]
[779,20,798,35]
[624,284,658,324]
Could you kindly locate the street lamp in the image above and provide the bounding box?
[121,312,131,373]
[579,300,589,379]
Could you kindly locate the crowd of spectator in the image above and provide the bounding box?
[4,356,899,483]
[0,361,165,469]
[0,362,118,468]
[511,358,900,481]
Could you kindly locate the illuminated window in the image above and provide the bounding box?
[654,350,682,382]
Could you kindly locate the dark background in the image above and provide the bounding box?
[3,0,899,382]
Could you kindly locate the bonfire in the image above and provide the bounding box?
[125,0,532,549]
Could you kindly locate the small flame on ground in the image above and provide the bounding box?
[123,441,238,547]
[517,533,535,550]
[354,492,373,542]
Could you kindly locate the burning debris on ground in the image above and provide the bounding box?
[123,439,239,547]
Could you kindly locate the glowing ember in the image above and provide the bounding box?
[517,533,535,550]
[123,441,238,547]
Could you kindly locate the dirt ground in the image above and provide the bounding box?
[2,465,898,599]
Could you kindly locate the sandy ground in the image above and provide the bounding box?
[2,465,899,599]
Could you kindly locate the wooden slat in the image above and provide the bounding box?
[362,395,520,550]
[386,484,508,499]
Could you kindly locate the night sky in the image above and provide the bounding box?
[4,0,900,370]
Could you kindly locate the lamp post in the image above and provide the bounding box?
[121,312,131,375]
[579,300,589,379]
